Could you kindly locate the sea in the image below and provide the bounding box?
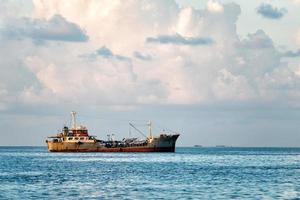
[0,147,300,199]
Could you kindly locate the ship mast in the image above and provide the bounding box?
[70,111,77,129]
[148,120,152,139]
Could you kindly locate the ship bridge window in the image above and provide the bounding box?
[74,137,79,140]
[68,137,72,140]
[80,137,84,140]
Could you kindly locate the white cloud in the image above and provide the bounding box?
[290,0,300,5]
[175,7,201,37]
[207,0,224,13]
[295,65,300,77]
[295,29,300,46]
[212,69,255,101]
[0,0,299,110]
[24,55,137,104]
[32,0,179,53]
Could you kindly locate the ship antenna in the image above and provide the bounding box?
[70,111,77,129]
[148,120,152,139]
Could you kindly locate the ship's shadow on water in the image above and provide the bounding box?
[0,147,300,199]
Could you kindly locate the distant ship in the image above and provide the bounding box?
[194,145,202,148]
[215,145,230,148]
[46,112,180,152]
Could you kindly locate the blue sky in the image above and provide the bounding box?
[0,0,300,146]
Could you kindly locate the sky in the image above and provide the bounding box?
[0,0,300,147]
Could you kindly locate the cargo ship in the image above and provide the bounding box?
[46,112,180,152]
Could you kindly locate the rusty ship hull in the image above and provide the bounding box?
[46,112,180,153]
[48,147,176,153]
[47,134,179,153]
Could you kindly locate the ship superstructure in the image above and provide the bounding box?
[46,112,180,152]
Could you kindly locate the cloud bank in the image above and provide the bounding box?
[0,0,299,112]
[2,14,88,42]
[146,34,213,46]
